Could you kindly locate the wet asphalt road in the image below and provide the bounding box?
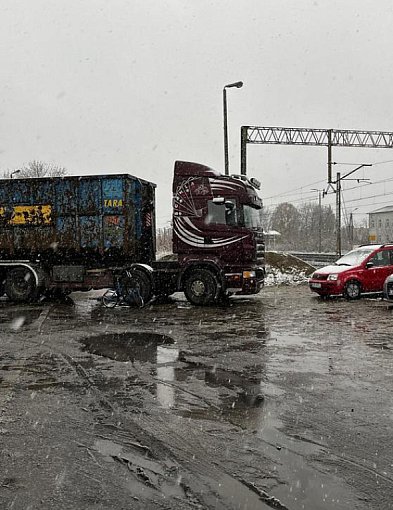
[0,285,392,510]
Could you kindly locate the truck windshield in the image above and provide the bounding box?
[243,205,262,229]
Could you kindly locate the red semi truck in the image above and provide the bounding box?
[0,161,264,305]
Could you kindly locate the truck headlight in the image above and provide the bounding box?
[243,270,256,279]
[327,274,338,281]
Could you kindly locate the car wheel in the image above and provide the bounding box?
[344,280,361,300]
[184,268,218,306]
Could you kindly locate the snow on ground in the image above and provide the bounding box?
[264,265,309,286]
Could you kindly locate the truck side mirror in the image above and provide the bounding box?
[365,261,374,269]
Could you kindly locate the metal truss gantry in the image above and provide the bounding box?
[240,126,393,181]
[240,125,393,256]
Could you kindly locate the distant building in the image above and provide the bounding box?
[265,230,281,251]
[368,206,393,243]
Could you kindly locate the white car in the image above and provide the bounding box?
[383,274,393,301]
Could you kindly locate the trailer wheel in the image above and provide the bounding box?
[120,269,153,306]
[5,267,38,302]
[184,268,218,306]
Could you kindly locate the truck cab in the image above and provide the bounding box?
[171,161,265,304]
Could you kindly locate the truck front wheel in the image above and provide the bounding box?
[184,268,218,306]
[5,267,38,302]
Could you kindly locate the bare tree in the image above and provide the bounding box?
[271,202,301,250]
[269,201,336,252]
[156,227,173,255]
[3,160,67,179]
[261,206,273,233]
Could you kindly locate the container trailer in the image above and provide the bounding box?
[0,161,264,305]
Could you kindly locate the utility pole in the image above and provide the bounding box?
[335,164,371,256]
[336,172,341,256]
[311,188,323,252]
[317,190,322,253]
[327,129,332,183]
[349,208,359,250]
[349,212,354,249]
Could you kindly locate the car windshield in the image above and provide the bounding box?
[335,247,376,266]
[243,205,262,229]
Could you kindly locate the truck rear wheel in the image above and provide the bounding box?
[5,267,38,302]
[184,268,218,306]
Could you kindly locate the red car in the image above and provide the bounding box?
[309,244,393,299]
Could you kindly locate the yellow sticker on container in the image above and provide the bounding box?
[0,205,52,225]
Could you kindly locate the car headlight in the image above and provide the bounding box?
[327,273,338,281]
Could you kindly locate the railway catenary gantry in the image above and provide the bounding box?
[240,126,393,182]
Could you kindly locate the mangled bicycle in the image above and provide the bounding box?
[102,268,152,308]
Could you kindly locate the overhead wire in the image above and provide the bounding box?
[263,179,326,200]
[264,156,393,212]
[265,155,393,201]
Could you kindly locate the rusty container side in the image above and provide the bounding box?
[0,174,156,268]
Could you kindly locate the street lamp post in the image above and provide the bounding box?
[10,170,21,179]
[223,81,243,176]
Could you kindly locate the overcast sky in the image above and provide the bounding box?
[1,0,393,226]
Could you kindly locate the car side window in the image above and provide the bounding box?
[370,250,391,267]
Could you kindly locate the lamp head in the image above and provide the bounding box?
[224,81,243,89]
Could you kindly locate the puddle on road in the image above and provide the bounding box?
[268,331,331,376]
[93,437,271,509]
[93,438,185,500]
[80,329,356,509]
[163,335,352,510]
[80,332,174,362]
[80,332,180,409]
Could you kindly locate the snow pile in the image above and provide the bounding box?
[264,265,309,286]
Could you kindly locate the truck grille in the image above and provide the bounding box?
[255,230,265,266]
